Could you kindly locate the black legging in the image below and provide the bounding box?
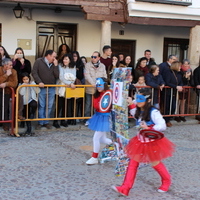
[54,95,75,119]
[23,100,37,118]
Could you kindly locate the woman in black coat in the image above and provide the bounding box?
[145,65,165,108]
[13,47,32,123]
[72,51,85,124]
[164,61,183,127]
[72,51,85,84]
[13,47,31,84]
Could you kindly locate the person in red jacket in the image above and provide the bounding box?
[86,77,112,165]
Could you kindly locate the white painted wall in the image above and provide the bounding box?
[0,7,102,58]
[0,6,190,64]
[128,0,200,20]
[112,22,190,64]
[1,7,36,56]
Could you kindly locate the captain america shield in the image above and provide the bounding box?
[99,90,112,113]
[113,83,119,104]
[139,129,164,140]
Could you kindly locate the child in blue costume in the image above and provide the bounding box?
[112,88,175,196]
[86,77,112,165]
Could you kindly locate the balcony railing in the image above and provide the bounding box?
[135,0,192,6]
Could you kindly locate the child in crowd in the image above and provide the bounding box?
[19,72,40,136]
[111,88,175,196]
[86,77,112,165]
[133,75,146,91]
[127,75,136,100]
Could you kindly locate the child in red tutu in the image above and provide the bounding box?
[86,77,112,165]
[112,88,175,196]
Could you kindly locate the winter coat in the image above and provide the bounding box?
[84,62,107,94]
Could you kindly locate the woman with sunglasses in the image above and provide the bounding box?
[111,88,175,196]
[86,77,112,165]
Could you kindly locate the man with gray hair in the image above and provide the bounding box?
[0,58,18,131]
[84,51,107,125]
[159,54,178,82]
[159,55,178,127]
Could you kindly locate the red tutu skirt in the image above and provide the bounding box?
[125,136,175,163]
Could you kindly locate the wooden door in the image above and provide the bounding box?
[111,39,136,66]
[36,22,77,58]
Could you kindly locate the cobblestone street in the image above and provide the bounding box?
[0,119,200,200]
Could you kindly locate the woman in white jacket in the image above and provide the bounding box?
[53,54,76,128]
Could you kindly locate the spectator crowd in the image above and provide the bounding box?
[1,44,200,136]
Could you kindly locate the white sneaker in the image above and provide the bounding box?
[85,121,89,126]
[86,157,98,165]
[157,189,167,193]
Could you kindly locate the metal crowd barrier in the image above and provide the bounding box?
[14,84,200,136]
[0,87,15,136]
[134,85,198,117]
[15,84,94,136]
[156,86,197,117]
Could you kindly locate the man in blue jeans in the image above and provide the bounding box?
[32,50,59,129]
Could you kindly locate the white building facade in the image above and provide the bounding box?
[0,0,199,67]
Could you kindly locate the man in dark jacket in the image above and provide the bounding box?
[159,55,177,126]
[193,65,200,121]
[159,54,177,82]
[144,49,156,69]
[32,50,59,129]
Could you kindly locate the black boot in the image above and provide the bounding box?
[25,121,35,136]
[53,120,60,128]
[174,117,181,122]
[70,119,76,125]
[61,120,68,127]
[179,116,186,122]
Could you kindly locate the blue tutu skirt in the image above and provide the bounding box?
[88,112,110,132]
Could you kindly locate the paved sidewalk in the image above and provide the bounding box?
[0,118,200,200]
